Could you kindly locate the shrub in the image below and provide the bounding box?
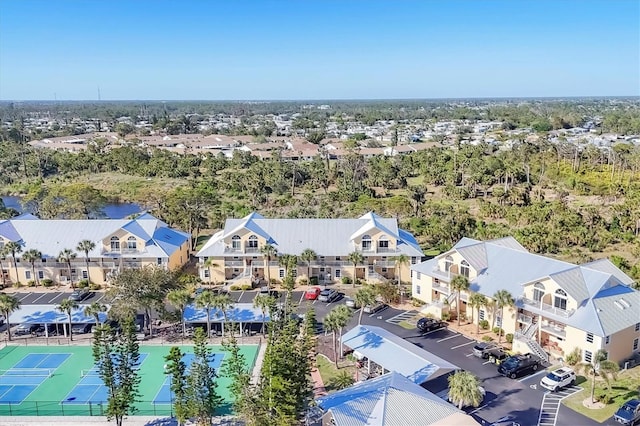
[565,347,581,366]
[479,320,489,330]
[341,277,352,284]
[77,279,90,289]
[505,333,514,344]
[27,280,36,287]
[89,283,102,290]
[229,285,241,291]
[298,278,308,286]
[41,279,54,287]
[441,312,451,322]
[411,297,424,307]
[482,336,494,342]
[595,389,614,405]
[309,276,319,285]
[492,327,504,336]
[13,281,22,288]
[240,284,252,291]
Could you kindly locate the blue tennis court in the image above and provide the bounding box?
[62,353,149,405]
[0,353,71,403]
[152,352,225,404]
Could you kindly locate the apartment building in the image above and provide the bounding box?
[196,212,424,286]
[411,237,640,365]
[0,213,190,286]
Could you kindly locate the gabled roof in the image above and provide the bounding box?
[0,220,22,242]
[349,212,400,241]
[223,212,276,244]
[582,258,635,286]
[456,243,488,272]
[342,325,457,384]
[317,372,469,426]
[548,267,589,304]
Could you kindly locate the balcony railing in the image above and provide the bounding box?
[224,261,244,267]
[518,296,574,318]
[374,260,397,268]
[540,323,566,338]
[432,281,450,294]
[122,261,141,268]
[517,313,533,324]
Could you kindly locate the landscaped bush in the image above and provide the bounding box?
[479,320,490,330]
[90,283,102,290]
[441,312,451,321]
[27,280,36,287]
[13,281,22,288]
[492,327,504,336]
[298,278,308,286]
[240,284,252,290]
[595,389,614,405]
[229,285,241,291]
[565,347,581,366]
[482,336,494,342]
[505,333,514,344]
[77,279,90,288]
[309,276,319,285]
[341,277,352,284]
[411,297,423,307]
[41,279,54,287]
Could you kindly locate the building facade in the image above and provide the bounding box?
[0,213,191,287]
[196,212,424,287]
[411,237,639,365]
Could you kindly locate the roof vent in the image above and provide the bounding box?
[618,298,631,308]
[613,301,625,310]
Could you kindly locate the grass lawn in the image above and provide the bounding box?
[563,366,640,423]
[316,354,356,392]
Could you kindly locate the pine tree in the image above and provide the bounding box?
[164,346,188,426]
[187,328,223,426]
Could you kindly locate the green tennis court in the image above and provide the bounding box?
[0,344,259,417]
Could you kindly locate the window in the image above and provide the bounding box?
[25,270,31,279]
[38,271,44,279]
[584,350,592,363]
[605,336,610,345]
[279,269,285,278]
[378,237,389,249]
[444,255,453,272]
[417,272,421,280]
[496,315,502,327]
[362,235,372,251]
[110,236,120,250]
[460,260,470,278]
[416,285,421,295]
[533,282,545,302]
[411,257,417,264]
[335,257,341,261]
[247,235,258,249]
[636,322,640,332]
[292,268,298,278]
[204,269,210,278]
[335,269,341,278]
[231,235,241,250]
[82,270,88,279]
[381,267,387,273]
[586,332,594,343]
[633,338,638,351]
[157,258,163,265]
[127,236,137,250]
[479,310,485,321]
[554,289,567,310]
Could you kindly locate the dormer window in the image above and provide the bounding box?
[231,235,241,250]
[127,236,137,250]
[362,235,372,251]
[247,235,258,249]
[554,289,567,310]
[533,282,545,302]
[110,236,120,251]
[444,256,453,272]
[460,260,470,278]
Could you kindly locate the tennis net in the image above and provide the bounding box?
[80,369,101,378]
[0,368,54,377]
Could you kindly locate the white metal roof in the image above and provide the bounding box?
[8,304,110,324]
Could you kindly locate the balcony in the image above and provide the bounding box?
[100,262,116,269]
[374,260,397,268]
[224,260,244,267]
[517,313,533,324]
[244,247,260,254]
[376,247,398,254]
[540,322,566,338]
[432,280,450,294]
[122,261,141,269]
[518,296,574,318]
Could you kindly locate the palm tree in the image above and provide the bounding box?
[354,286,377,325]
[469,293,488,335]
[84,302,107,325]
[580,349,620,403]
[22,249,42,287]
[76,240,96,285]
[195,290,216,338]
[300,248,317,281]
[253,293,276,336]
[328,371,355,390]
[0,245,8,287]
[493,289,514,344]
[203,258,219,285]
[324,311,341,368]
[4,241,22,284]
[57,298,79,341]
[450,275,470,327]
[260,244,277,289]
[57,248,77,288]
[212,293,233,337]
[0,293,20,341]
[167,289,193,338]
[347,251,364,288]
[447,370,483,409]
[486,299,497,330]
[392,254,409,304]
[331,305,352,359]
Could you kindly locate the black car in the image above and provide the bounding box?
[497,353,541,378]
[417,317,446,333]
[614,399,640,425]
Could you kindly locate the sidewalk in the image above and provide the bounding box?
[310,366,327,398]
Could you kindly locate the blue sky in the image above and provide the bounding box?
[0,0,638,100]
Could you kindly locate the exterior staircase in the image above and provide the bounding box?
[525,338,549,363]
[227,269,251,287]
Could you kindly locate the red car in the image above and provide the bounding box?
[304,287,322,300]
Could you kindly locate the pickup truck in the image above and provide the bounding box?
[614,399,640,425]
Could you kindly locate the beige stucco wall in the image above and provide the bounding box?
[437,250,478,280]
[352,229,398,252]
[604,324,640,364]
[522,277,579,313]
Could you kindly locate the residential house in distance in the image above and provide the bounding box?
[411,237,640,365]
[196,212,424,287]
[0,213,191,286]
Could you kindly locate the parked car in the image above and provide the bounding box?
[344,297,357,308]
[260,286,279,298]
[14,323,34,336]
[33,324,57,337]
[614,399,640,425]
[304,287,321,300]
[318,289,340,302]
[540,367,576,392]
[71,323,94,334]
[69,288,89,301]
[417,317,446,333]
[497,353,541,379]
[472,342,501,359]
[363,301,386,314]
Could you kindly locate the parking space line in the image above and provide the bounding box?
[17,292,33,301]
[482,360,493,365]
[436,334,460,342]
[48,293,61,303]
[517,370,547,383]
[466,353,474,357]
[451,341,474,349]
[32,293,48,303]
[299,293,305,303]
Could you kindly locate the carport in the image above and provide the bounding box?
[183,303,270,336]
[8,304,110,337]
[342,325,459,384]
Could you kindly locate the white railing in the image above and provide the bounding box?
[519,296,574,318]
[517,313,533,324]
